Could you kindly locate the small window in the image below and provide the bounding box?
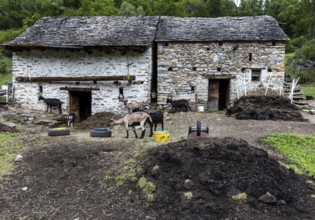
[217,67,221,72]
[192,67,197,71]
[168,67,173,71]
[39,85,43,93]
[249,53,252,61]
[191,86,195,92]
[251,70,261,81]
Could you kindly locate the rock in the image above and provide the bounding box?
[22,187,28,191]
[151,165,160,176]
[184,179,194,189]
[258,192,277,205]
[0,121,17,132]
[15,154,23,162]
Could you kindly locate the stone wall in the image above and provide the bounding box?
[12,47,152,114]
[157,42,285,107]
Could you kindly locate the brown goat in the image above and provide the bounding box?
[123,100,143,113]
[109,112,152,138]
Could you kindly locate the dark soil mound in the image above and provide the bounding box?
[140,138,315,219]
[74,112,120,130]
[228,96,305,121]
[0,138,314,219]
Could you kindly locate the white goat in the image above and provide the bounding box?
[109,112,152,138]
[123,100,143,113]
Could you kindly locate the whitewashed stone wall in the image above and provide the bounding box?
[12,47,152,114]
[157,42,285,106]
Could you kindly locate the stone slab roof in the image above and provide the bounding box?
[5,16,160,48]
[156,16,288,42]
[5,15,287,49]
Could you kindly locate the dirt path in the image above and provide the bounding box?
[1,105,315,219]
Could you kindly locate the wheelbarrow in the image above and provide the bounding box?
[188,120,209,138]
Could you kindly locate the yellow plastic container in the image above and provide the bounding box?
[153,130,170,143]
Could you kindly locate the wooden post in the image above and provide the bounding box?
[195,93,198,112]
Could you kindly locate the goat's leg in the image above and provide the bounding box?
[46,105,49,112]
[140,129,146,139]
[59,105,62,114]
[140,121,146,138]
[125,124,129,138]
[161,122,164,131]
[132,126,138,138]
[148,120,153,137]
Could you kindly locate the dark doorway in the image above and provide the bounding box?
[208,79,230,111]
[69,91,92,122]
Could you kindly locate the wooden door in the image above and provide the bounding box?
[208,79,219,111]
[69,92,80,121]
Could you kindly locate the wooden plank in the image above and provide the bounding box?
[15,75,136,82]
[69,92,80,122]
[60,87,99,91]
[208,79,219,111]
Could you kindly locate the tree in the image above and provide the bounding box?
[76,0,118,16]
[118,1,137,15]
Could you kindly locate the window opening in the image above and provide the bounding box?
[251,70,261,81]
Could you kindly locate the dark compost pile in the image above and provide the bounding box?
[0,137,314,220]
[227,96,306,121]
[74,112,118,130]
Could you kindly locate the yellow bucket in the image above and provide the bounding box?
[153,130,170,143]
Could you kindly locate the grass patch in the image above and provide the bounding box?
[232,192,247,202]
[265,134,315,177]
[0,133,23,178]
[301,86,315,98]
[0,72,12,86]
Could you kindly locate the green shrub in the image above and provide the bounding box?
[285,37,307,53]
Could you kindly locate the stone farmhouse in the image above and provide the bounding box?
[5,15,287,121]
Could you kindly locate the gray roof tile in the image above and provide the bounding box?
[5,15,287,49]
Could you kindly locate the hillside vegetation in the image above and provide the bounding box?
[0,0,314,85]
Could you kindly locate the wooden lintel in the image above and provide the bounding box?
[60,87,100,91]
[15,75,136,82]
[203,75,236,79]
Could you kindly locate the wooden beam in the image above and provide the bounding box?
[15,75,136,82]
[60,87,100,91]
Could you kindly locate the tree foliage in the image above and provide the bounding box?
[0,0,314,81]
